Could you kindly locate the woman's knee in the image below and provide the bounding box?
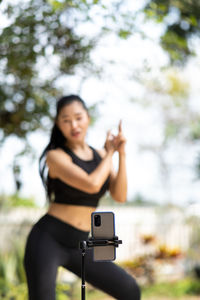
[123,276,141,300]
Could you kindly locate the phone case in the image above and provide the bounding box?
[91,211,116,261]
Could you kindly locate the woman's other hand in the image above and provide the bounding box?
[104,130,116,154]
[114,120,126,155]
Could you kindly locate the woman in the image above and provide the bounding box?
[24,95,141,300]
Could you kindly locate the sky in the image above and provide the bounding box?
[0,0,200,207]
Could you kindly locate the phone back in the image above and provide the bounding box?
[91,212,116,261]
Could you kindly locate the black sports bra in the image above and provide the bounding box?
[48,145,110,207]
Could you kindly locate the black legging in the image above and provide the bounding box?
[24,214,141,300]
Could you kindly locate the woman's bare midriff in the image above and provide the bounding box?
[47,203,96,232]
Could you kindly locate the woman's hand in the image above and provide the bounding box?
[104,130,116,154]
[104,121,126,155]
[114,120,126,155]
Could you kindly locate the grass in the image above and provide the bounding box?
[142,278,200,298]
[71,277,200,300]
[1,277,200,299]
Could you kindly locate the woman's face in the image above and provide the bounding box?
[56,101,90,143]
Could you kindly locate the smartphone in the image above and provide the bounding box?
[91,211,116,262]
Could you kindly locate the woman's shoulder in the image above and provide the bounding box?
[46,147,71,164]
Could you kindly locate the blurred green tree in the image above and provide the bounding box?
[0,0,98,144]
[143,0,200,64]
[139,0,200,182]
[0,0,135,145]
[1,0,200,194]
[0,0,134,191]
[138,67,200,199]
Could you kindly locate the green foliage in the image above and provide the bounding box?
[56,283,70,300]
[166,69,189,99]
[0,281,72,299]
[142,278,200,298]
[0,0,135,146]
[0,193,36,209]
[0,0,96,144]
[0,280,28,300]
[161,29,193,63]
[144,0,200,64]
[118,29,132,39]
[0,0,137,192]
[0,242,26,289]
[141,67,199,143]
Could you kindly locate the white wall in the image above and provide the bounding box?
[0,206,192,262]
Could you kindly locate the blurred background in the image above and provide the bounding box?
[1,0,200,299]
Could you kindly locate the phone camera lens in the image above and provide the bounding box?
[94,215,101,227]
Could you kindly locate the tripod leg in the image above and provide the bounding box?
[81,248,86,300]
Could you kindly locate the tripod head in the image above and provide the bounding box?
[80,236,122,249]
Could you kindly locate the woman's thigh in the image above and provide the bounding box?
[65,248,141,300]
[24,225,68,300]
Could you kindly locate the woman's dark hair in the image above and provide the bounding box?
[39,94,88,201]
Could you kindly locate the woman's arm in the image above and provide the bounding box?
[108,121,127,203]
[109,153,127,203]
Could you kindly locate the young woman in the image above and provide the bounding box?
[24,95,141,300]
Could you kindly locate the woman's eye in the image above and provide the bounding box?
[64,120,70,123]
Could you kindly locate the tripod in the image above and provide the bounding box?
[79,236,122,300]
